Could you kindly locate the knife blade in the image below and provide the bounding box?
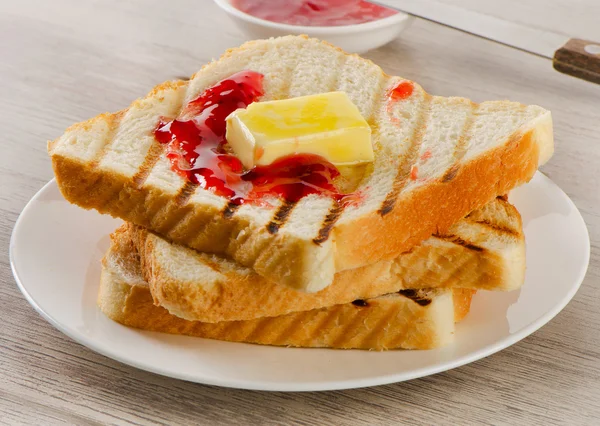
[374,0,600,84]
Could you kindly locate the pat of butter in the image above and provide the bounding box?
[225,91,373,169]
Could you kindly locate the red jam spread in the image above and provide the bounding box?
[386,80,414,125]
[388,81,414,101]
[242,154,342,203]
[410,165,418,181]
[420,149,432,161]
[232,0,398,27]
[154,71,348,205]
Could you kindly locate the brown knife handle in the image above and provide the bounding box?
[553,38,600,84]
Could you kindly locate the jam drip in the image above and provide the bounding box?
[242,154,342,203]
[155,70,348,205]
[155,70,264,202]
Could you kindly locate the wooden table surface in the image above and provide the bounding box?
[1,1,599,424]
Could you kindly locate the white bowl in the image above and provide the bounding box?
[213,0,413,53]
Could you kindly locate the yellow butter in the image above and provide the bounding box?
[225,91,373,169]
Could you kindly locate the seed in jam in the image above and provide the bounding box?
[155,71,357,206]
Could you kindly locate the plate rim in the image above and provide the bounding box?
[9,175,591,391]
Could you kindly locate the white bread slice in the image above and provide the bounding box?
[49,35,553,292]
[99,236,475,350]
[123,196,523,323]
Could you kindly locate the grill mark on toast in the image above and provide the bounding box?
[90,174,125,211]
[466,219,520,237]
[132,143,166,188]
[144,191,174,227]
[216,317,244,337]
[434,234,485,252]
[167,205,226,246]
[90,110,126,167]
[244,228,283,272]
[195,254,223,275]
[175,181,197,206]
[273,315,307,345]
[453,103,478,161]
[331,307,371,347]
[378,93,433,216]
[310,72,388,242]
[400,246,415,256]
[367,74,388,126]
[332,53,348,87]
[221,201,241,218]
[243,317,278,343]
[398,289,432,306]
[298,306,340,346]
[463,196,521,237]
[266,200,296,234]
[313,203,344,245]
[441,102,478,183]
[282,43,312,98]
[319,52,348,102]
[384,316,422,349]
[445,253,484,290]
[309,56,384,245]
[265,42,306,100]
[84,112,126,209]
[438,252,479,287]
[97,85,188,213]
[361,303,403,348]
[149,200,178,231]
[226,221,255,259]
[153,191,200,237]
[441,165,459,183]
[452,257,485,289]
[405,250,477,292]
[361,74,387,151]
[358,71,387,126]
[252,287,281,318]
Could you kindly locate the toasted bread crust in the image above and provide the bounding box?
[50,36,552,292]
[335,125,544,269]
[120,197,522,323]
[50,105,538,298]
[99,258,475,350]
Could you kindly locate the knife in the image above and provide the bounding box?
[373,0,600,85]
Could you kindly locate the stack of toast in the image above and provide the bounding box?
[48,36,553,350]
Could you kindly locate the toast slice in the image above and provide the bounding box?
[49,35,553,292]
[99,236,475,350]
[122,196,522,323]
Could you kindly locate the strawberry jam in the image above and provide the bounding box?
[386,81,414,125]
[154,70,348,205]
[388,81,414,101]
[232,0,398,27]
[242,154,342,203]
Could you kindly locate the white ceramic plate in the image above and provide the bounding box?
[10,173,589,391]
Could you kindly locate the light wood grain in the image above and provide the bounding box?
[1,1,599,425]
[433,0,600,42]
